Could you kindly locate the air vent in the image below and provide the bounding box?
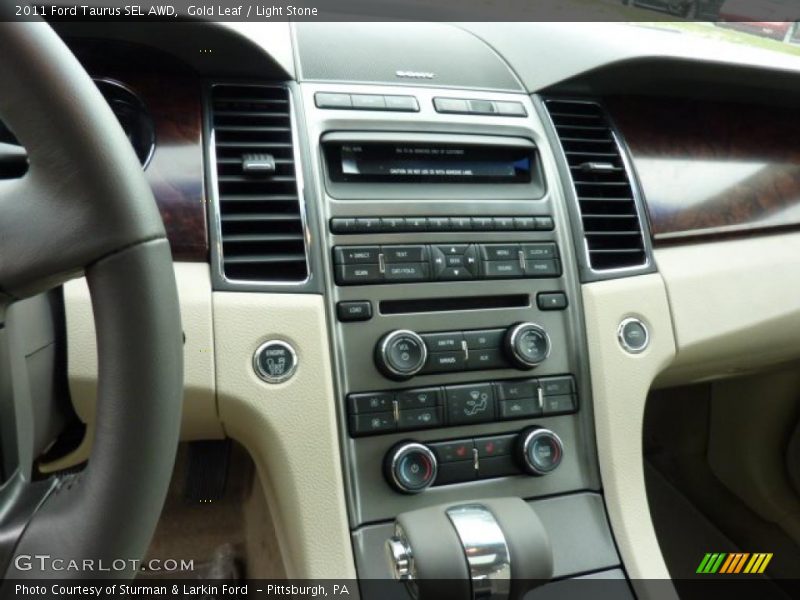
[211,84,308,283]
[544,99,647,272]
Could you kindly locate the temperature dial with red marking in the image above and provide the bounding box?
[385,442,438,494]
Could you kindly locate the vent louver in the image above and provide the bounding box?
[545,99,647,272]
[211,84,308,283]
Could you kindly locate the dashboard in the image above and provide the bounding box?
[37,19,800,595]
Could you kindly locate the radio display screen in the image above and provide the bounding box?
[325,142,534,183]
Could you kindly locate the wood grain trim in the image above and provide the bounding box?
[124,73,209,262]
[605,96,800,246]
[75,40,208,262]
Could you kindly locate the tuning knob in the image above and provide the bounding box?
[504,322,551,369]
[385,442,438,494]
[517,427,564,476]
[375,330,428,380]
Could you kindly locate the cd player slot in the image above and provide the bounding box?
[380,294,529,315]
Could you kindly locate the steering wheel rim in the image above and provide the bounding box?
[0,20,183,580]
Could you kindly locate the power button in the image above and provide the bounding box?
[253,340,298,383]
[618,318,649,354]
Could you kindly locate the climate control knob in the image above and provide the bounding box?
[517,427,564,476]
[505,322,551,369]
[385,442,438,494]
[375,330,428,380]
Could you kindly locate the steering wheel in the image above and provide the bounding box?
[0,21,183,580]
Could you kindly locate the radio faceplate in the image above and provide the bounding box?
[302,82,600,526]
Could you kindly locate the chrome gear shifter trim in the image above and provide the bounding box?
[446,504,511,600]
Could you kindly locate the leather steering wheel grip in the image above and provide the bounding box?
[0,21,183,579]
[0,20,166,297]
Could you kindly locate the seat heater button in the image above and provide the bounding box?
[430,439,474,463]
[475,434,516,457]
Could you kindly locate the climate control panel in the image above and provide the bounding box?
[375,323,551,380]
[384,427,565,494]
[348,375,577,436]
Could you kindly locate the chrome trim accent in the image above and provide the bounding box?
[386,535,415,581]
[252,340,298,384]
[507,322,551,368]
[205,82,312,290]
[520,428,564,476]
[446,504,511,600]
[538,97,655,280]
[378,330,428,379]
[388,442,438,494]
[617,317,650,355]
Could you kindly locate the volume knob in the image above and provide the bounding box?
[375,330,428,380]
[505,322,551,369]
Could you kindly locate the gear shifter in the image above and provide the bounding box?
[385,498,553,600]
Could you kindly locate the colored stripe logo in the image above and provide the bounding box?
[696,553,773,574]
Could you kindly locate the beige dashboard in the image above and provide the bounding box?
[54,20,800,586]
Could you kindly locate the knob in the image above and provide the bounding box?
[505,322,551,369]
[385,534,414,581]
[375,330,428,380]
[385,442,438,493]
[517,427,564,476]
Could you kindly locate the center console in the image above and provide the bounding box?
[301,83,617,593]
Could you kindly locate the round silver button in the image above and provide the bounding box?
[253,340,298,383]
[618,318,649,354]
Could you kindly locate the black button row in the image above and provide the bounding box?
[433,97,527,117]
[315,92,419,112]
[420,328,508,374]
[330,215,554,234]
[334,243,562,285]
[347,375,577,436]
[429,433,520,485]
